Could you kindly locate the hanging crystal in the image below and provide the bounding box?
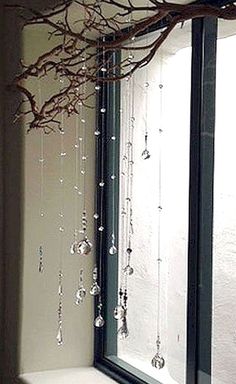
[109,233,118,255]
[151,336,165,369]
[90,265,101,296]
[75,269,86,305]
[123,248,134,275]
[141,133,151,160]
[94,302,105,328]
[78,236,93,255]
[114,288,125,320]
[117,316,129,339]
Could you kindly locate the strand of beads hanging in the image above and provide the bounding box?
[56,270,63,346]
[38,245,44,273]
[123,247,134,276]
[117,289,129,339]
[151,335,165,369]
[94,299,105,328]
[75,268,86,305]
[90,265,101,296]
[109,233,118,255]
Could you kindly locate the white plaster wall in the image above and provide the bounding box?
[20,26,96,374]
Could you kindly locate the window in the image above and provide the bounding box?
[94,3,236,384]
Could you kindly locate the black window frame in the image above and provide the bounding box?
[94,2,234,383]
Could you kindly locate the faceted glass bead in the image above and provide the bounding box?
[94,314,105,328]
[98,226,104,232]
[78,237,93,255]
[94,130,101,136]
[90,282,101,296]
[111,175,116,180]
[99,181,105,187]
[109,245,118,255]
[100,108,106,113]
[95,85,101,91]
[94,213,99,219]
[141,149,151,160]
[113,305,125,320]
[151,354,165,369]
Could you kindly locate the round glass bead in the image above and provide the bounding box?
[109,245,117,255]
[100,108,106,113]
[141,149,151,160]
[94,315,105,328]
[95,85,101,91]
[94,130,101,136]
[99,181,105,187]
[94,213,99,219]
[98,226,104,232]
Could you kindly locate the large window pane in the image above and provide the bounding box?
[105,22,191,384]
[212,20,236,384]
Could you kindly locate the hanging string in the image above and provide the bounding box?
[37,79,45,273]
[57,107,66,346]
[151,53,165,369]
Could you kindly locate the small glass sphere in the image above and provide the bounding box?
[75,143,79,149]
[99,181,105,187]
[95,85,101,91]
[94,314,105,328]
[98,226,104,232]
[100,108,106,113]
[60,152,66,157]
[59,226,64,232]
[82,156,87,161]
[39,158,45,163]
[40,212,44,217]
[94,130,101,136]
[94,213,99,219]
[113,305,125,320]
[81,170,85,175]
[101,67,107,73]
[111,136,116,141]
[79,137,83,141]
[159,83,163,89]
[111,175,116,180]
[144,82,149,88]
[81,118,85,124]
[59,178,64,184]
[109,245,118,255]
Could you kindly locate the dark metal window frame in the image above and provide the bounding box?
[94,2,233,383]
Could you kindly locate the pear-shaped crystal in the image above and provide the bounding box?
[118,317,129,339]
[90,282,101,296]
[75,287,86,304]
[78,237,92,255]
[56,326,63,346]
[94,314,105,328]
[113,305,125,320]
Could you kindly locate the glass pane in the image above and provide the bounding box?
[212,20,236,384]
[105,22,191,384]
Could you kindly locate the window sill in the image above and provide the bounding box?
[19,367,117,384]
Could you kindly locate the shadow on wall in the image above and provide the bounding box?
[0,2,68,383]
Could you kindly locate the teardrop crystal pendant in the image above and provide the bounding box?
[123,264,134,276]
[94,302,105,328]
[113,305,125,320]
[94,314,105,328]
[109,234,118,255]
[117,317,129,339]
[78,236,93,255]
[141,133,151,160]
[90,266,101,296]
[56,325,63,346]
[151,337,165,369]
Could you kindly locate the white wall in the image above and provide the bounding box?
[19,26,96,374]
